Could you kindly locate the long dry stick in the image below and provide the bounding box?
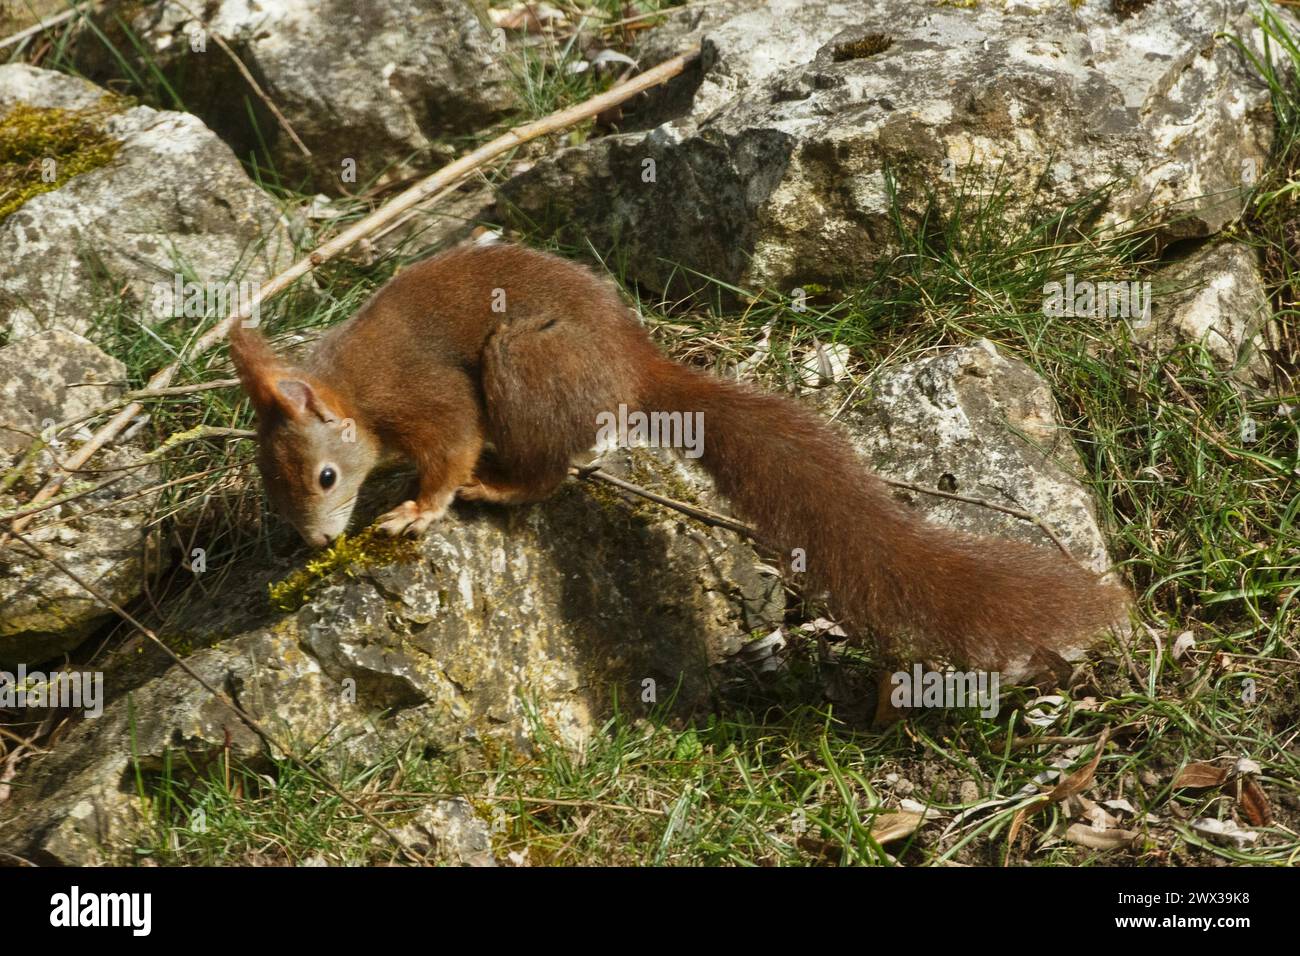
[571,465,756,538]
[574,464,1078,562]
[879,476,1077,561]
[2,47,700,546]
[36,378,241,441]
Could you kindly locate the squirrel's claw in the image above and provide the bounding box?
[376,499,445,538]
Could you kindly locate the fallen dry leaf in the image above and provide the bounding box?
[1191,818,1258,848]
[1172,760,1229,789]
[1064,823,1141,851]
[1102,798,1137,816]
[1024,695,1068,728]
[1072,795,1120,830]
[1237,776,1273,827]
[898,798,942,819]
[1047,727,1111,801]
[1004,730,1112,857]
[868,810,926,844]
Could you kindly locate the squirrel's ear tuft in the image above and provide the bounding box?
[228,322,286,419]
[274,379,336,423]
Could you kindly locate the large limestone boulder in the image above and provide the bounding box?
[70,0,517,189]
[502,0,1287,295]
[847,339,1120,681]
[0,329,159,667]
[0,64,292,341]
[0,446,784,864]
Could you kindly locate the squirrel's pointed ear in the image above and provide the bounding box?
[274,379,336,423]
[228,322,285,418]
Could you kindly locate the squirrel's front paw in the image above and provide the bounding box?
[375,499,446,538]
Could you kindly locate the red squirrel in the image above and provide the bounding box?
[229,241,1128,678]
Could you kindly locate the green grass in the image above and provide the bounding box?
[497,0,687,127]
[131,670,1300,866]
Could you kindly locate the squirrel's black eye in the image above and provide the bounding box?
[319,467,336,490]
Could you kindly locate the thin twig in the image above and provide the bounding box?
[1005,733,1103,752]
[8,529,425,866]
[568,463,1081,563]
[880,476,1077,561]
[2,46,701,549]
[0,2,97,51]
[28,461,247,534]
[171,0,313,159]
[366,180,476,250]
[570,465,757,538]
[38,378,242,440]
[380,791,667,816]
[0,426,253,526]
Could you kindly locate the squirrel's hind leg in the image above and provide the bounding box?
[458,451,567,505]
[477,309,641,505]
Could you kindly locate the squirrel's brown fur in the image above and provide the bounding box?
[231,241,1128,678]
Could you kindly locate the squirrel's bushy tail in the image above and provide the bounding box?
[641,358,1128,679]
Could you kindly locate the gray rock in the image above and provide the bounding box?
[0,64,292,341]
[1143,242,1277,386]
[0,335,1123,860]
[390,799,496,866]
[501,0,1287,295]
[0,329,158,667]
[843,339,1118,679]
[71,0,516,189]
[0,328,125,457]
[847,339,1113,575]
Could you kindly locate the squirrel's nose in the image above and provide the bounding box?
[306,531,331,548]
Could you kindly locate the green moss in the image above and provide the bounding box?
[579,474,649,522]
[162,632,198,657]
[629,454,705,510]
[268,528,420,612]
[832,33,893,61]
[0,98,126,221]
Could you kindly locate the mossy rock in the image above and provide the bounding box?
[0,98,125,221]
